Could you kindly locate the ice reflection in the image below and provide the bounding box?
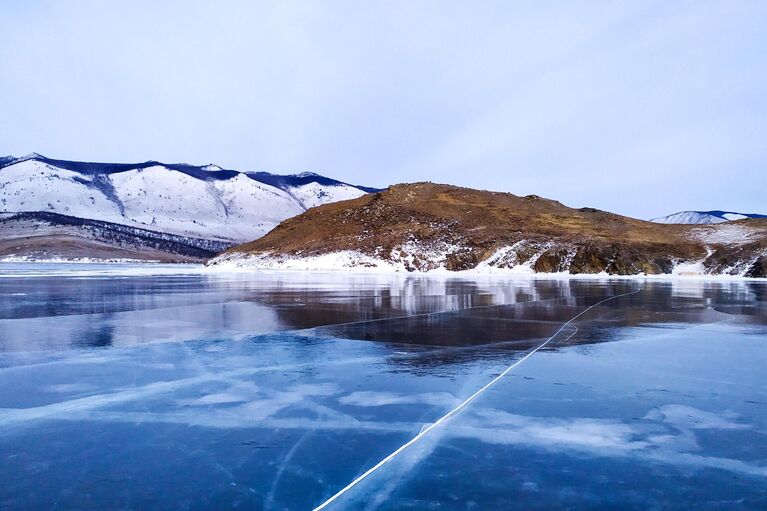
[0,264,765,354]
[0,265,765,510]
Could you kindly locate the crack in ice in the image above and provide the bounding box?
[312,288,641,510]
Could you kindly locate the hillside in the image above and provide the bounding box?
[0,153,375,243]
[0,212,229,263]
[210,183,767,277]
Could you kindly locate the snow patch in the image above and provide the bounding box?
[692,224,756,245]
[288,182,366,209]
[209,251,402,272]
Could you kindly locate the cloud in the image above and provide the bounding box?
[1,2,765,217]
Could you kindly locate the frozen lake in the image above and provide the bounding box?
[1,263,766,510]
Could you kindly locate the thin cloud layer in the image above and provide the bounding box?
[1,1,765,218]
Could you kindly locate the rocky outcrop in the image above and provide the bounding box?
[209,183,767,277]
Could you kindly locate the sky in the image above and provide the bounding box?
[1,0,765,219]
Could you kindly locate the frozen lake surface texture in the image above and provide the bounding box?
[1,263,766,510]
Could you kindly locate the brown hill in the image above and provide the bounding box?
[212,183,767,277]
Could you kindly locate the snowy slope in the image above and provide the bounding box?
[0,154,376,242]
[0,211,230,262]
[288,180,370,209]
[651,210,766,225]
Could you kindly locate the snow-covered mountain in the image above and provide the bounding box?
[651,210,767,225]
[0,153,377,242]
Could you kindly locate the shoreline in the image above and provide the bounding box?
[208,260,767,282]
[203,265,767,282]
[2,259,765,281]
[205,251,767,281]
[0,256,208,266]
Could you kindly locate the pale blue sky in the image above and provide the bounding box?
[1,1,765,219]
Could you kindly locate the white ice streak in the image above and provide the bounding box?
[453,407,766,478]
[0,357,379,428]
[461,408,652,451]
[338,391,459,408]
[644,404,749,430]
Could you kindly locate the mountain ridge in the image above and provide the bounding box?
[0,153,379,193]
[210,182,767,277]
[0,153,378,245]
[651,210,767,225]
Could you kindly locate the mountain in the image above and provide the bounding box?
[651,210,767,225]
[0,153,377,245]
[0,154,375,242]
[209,183,767,277]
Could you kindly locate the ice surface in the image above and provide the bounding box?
[0,265,765,510]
